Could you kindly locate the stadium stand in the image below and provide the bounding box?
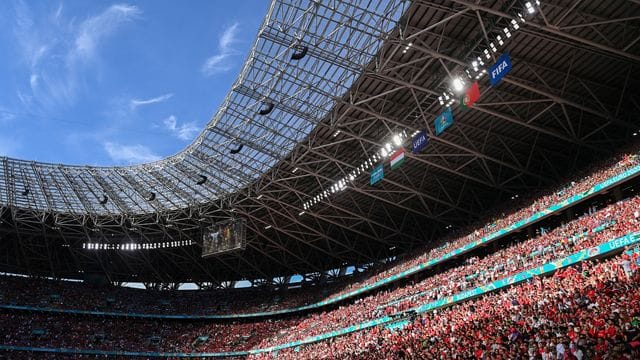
[2,146,640,357]
[2,146,640,318]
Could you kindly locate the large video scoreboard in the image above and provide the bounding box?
[201,219,246,257]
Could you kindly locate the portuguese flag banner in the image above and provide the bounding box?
[390,148,405,170]
[460,81,480,110]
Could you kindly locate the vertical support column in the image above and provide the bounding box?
[338,267,347,277]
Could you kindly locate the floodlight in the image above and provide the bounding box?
[291,45,308,60]
[229,144,244,154]
[525,1,535,14]
[196,175,207,185]
[452,77,466,93]
[393,134,402,146]
[258,102,274,115]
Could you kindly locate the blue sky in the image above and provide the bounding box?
[0,0,269,166]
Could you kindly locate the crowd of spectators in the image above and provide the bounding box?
[321,146,640,302]
[0,275,327,316]
[2,146,639,319]
[250,194,640,348]
[258,252,640,359]
[2,146,640,360]
[0,311,294,354]
[2,193,639,357]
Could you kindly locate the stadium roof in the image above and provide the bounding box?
[0,0,639,285]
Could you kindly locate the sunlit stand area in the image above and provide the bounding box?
[1,0,640,358]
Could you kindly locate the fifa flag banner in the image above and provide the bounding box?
[434,108,454,136]
[370,164,384,185]
[489,53,512,87]
[411,130,428,154]
[390,148,405,170]
[460,82,480,110]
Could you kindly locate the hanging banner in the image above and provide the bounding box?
[390,148,405,170]
[460,81,480,110]
[489,53,512,86]
[370,164,384,185]
[434,108,454,136]
[411,130,428,154]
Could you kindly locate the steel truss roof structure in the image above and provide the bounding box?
[0,0,639,286]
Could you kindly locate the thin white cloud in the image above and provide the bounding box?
[163,115,199,141]
[0,109,17,124]
[29,74,38,90]
[201,22,240,76]
[12,2,141,111]
[219,23,239,52]
[73,4,141,61]
[104,142,160,164]
[130,93,173,110]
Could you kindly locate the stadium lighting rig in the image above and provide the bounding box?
[302,130,409,211]
[302,1,542,213]
[439,1,541,106]
[83,240,195,251]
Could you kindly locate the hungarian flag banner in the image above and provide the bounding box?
[460,82,480,110]
[390,148,405,170]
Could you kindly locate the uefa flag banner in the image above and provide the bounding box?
[434,108,454,136]
[460,82,480,110]
[412,130,428,154]
[370,164,384,185]
[390,148,405,170]
[489,53,512,86]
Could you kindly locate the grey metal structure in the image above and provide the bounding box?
[0,0,639,287]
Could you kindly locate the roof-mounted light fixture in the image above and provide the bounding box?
[229,144,244,154]
[196,175,207,185]
[290,45,308,60]
[258,102,274,115]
